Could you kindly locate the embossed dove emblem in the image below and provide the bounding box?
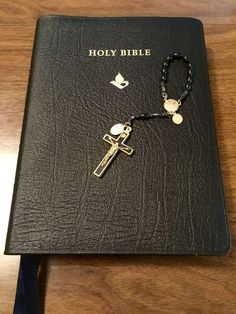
[110,73,129,89]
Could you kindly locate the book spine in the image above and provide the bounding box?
[4,17,45,254]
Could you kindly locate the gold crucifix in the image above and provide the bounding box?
[94,125,133,177]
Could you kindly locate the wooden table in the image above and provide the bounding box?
[1,1,236,313]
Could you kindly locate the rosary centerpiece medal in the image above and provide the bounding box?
[163,99,183,124]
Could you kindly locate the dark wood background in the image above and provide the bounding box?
[0,1,236,313]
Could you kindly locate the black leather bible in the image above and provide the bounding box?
[5,16,231,255]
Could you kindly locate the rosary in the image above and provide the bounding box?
[94,52,193,177]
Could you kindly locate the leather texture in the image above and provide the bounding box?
[5,16,231,255]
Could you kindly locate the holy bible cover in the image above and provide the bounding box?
[5,16,231,255]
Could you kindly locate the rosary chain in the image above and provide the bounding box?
[127,112,168,126]
[160,52,193,103]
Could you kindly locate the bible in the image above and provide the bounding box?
[5,16,231,255]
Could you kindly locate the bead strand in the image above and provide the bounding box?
[127,112,168,126]
[160,52,193,103]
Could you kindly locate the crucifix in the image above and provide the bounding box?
[94,124,133,177]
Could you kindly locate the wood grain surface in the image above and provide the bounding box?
[0,1,236,313]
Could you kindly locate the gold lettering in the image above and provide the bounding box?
[89,50,96,56]
[139,49,144,56]
[89,48,152,57]
[110,50,117,56]
[97,50,104,56]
